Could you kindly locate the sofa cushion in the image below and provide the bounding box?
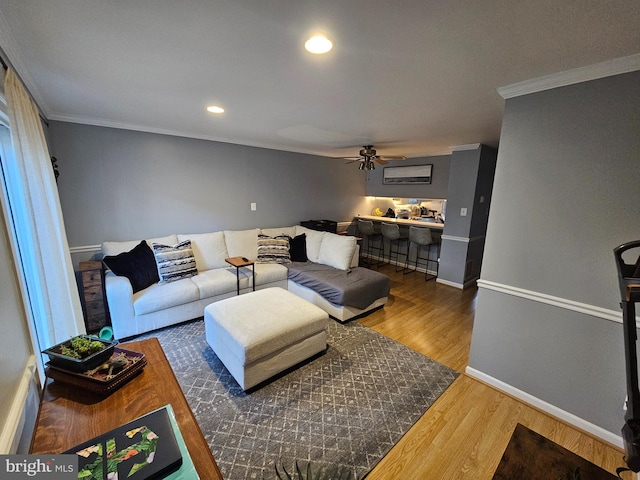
[260,226,296,238]
[295,226,325,262]
[102,234,178,257]
[102,240,159,293]
[256,234,291,264]
[178,232,229,271]
[289,233,308,262]
[224,228,259,260]
[253,263,288,286]
[317,233,357,271]
[191,268,247,298]
[152,240,198,284]
[133,277,200,315]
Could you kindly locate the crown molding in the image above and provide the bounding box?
[0,10,52,116]
[450,143,480,152]
[498,53,640,99]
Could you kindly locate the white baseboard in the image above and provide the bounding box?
[0,356,38,453]
[436,277,478,290]
[436,278,463,289]
[465,366,623,449]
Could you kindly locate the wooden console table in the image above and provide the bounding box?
[30,338,224,480]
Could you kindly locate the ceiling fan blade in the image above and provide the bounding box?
[378,155,407,161]
[345,159,362,165]
[373,158,389,165]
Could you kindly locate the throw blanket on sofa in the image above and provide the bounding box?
[287,262,390,309]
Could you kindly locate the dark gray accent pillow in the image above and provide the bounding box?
[103,240,159,293]
[289,233,308,262]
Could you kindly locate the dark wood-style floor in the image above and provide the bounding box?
[357,264,631,479]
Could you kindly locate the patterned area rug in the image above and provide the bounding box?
[140,319,458,479]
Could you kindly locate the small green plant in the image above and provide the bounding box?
[60,336,105,359]
[274,461,354,480]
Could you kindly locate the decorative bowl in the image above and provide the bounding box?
[43,335,117,372]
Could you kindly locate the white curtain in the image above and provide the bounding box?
[2,68,84,354]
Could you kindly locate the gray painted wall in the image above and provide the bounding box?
[49,122,369,248]
[469,71,640,435]
[438,145,497,287]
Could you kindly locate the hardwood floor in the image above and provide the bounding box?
[358,264,632,479]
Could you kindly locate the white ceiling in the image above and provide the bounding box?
[0,1,639,159]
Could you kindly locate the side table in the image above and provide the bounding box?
[225,256,255,294]
[30,337,223,480]
[78,260,109,333]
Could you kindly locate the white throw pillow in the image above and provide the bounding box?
[178,232,229,271]
[317,233,357,271]
[224,228,260,260]
[295,226,325,263]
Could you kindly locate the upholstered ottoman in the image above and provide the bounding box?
[204,287,329,390]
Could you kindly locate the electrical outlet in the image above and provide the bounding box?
[460,207,467,216]
[250,202,257,211]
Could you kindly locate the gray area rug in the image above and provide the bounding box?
[140,319,458,479]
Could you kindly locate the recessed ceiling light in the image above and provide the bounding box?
[206,105,225,114]
[305,34,333,54]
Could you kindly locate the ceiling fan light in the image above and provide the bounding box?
[358,162,366,170]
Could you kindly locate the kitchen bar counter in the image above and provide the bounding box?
[357,214,445,230]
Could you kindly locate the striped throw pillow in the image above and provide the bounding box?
[256,234,291,264]
[152,240,198,284]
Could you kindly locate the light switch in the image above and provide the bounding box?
[251,202,257,211]
[460,207,467,216]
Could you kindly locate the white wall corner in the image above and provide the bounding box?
[0,356,39,454]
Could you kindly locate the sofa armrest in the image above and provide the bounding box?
[104,271,135,339]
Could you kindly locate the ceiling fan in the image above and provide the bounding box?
[340,145,407,171]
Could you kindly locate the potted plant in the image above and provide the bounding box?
[43,335,117,372]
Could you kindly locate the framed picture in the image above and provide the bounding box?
[383,164,432,185]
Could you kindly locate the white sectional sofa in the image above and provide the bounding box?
[101,225,389,340]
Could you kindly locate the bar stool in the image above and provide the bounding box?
[357,219,383,267]
[405,226,439,281]
[381,223,409,272]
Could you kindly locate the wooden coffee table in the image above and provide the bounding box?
[30,337,223,480]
